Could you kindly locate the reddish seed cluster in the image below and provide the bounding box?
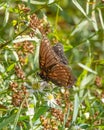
[40,115,58,130]
[15,65,25,80]
[95,76,102,87]
[39,23,51,35]
[10,82,28,107]
[30,14,43,30]
[93,88,104,100]
[56,89,74,112]
[40,107,72,129]
[18,4,30,13]
[14,41,34,66]
[51,108,64,122]
[9,82,18,92]
[65,116,72,128]
[49,90,73,128]
[63,90,74,112]
[29,31,35,38]
[22,41,34,54]
[17,51,26,66]
[101,91,104,98]
[89,112,102,126]
[51,108,72,127]
[29,14,51,35]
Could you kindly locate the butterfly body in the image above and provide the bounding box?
[39,36,76,87]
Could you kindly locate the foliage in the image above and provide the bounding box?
[0,0,104,130]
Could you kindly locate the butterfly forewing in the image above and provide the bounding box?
[39,36,76,87]
[39,36,60,70]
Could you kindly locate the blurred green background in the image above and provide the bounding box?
[0,0,104,129]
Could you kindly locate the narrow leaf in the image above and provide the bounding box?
[72,93,79,123]
[7,63,15,72]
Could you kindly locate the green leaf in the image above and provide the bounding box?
[22,0,46,5]
[34,43,39,70]
[32,105,49,122]
[0,114,16,129]
[7,63,15,72]
[80,123,90,129]
[78,63,97,74]
[72,0,91,21]
[72,93,79,123]
[3,4,9,27]
[48,0,55,4]
[0,64,5,72]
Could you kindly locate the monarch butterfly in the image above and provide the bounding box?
[39,36,76,87]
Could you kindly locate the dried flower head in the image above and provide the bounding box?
[95,76,102,87]
[9,82,18,92]
[14,41,34,66]
[18,4,30,13]
[15,65,25,80]
[29,13,51,35]
[11,83,28,107]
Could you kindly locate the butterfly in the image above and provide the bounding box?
[39,36,76,87]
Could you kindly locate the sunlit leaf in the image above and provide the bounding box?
[78,63,97,74]
[22,0,46,5]
[3,4,9,27]
[72,93,79,123]
[7,63,15,72]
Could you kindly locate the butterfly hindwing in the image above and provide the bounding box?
[48,63,75,87]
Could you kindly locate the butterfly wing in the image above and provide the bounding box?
[48,63,75,87]
[39,36,76,87]
[39,36,60,70]
[39,36,61,81]
[52,43,68,65]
